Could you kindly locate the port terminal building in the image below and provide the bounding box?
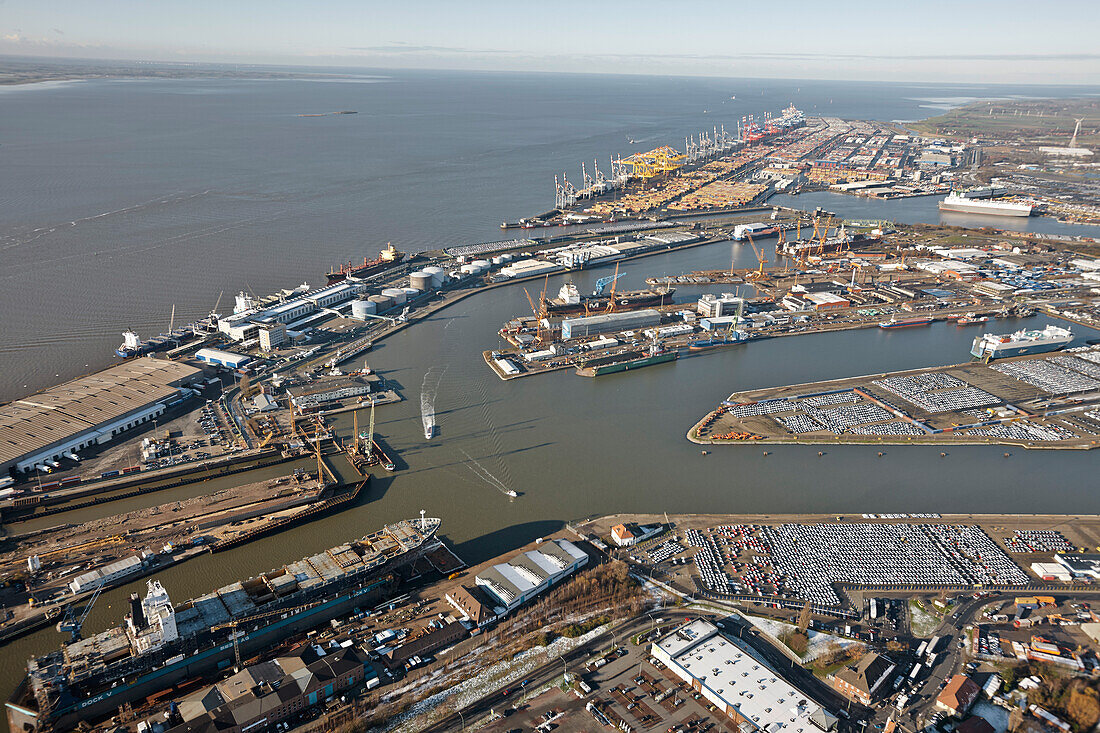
[651,620,836,732]
[0,358,203,476]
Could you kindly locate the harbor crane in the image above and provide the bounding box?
[604,262,623,313]
[523,281,549,343]
[57,579,106,643]
[593,272,624,297]
[744,232,768,281]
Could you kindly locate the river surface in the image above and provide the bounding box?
[2,70,1099,713]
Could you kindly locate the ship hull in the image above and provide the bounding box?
[17,518,440,732]
[546,289,675,314]
[576,351,678,377]
[970,341,1071,359]
[326,261,392,284]
[938,202,1032,217]
[12,576,397,732]
[879,318,933,329]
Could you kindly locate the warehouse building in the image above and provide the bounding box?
[561,309,662,340]
[651,620,836,732]
[194,348,251,370]
[69,555,145,595]
[0,358,203,476]
[474,539,587,613]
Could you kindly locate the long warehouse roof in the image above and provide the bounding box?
[0,358,202,466]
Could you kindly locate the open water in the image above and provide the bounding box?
[1,70,1098,708]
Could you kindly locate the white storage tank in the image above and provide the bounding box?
[350,299,377,319]
[368,294,393,311]
[381,288,407,305]
[401,287,420,299]
[460,264,478,275]
[472,259,491,270]
[423,266,446,287]
[500,252,515,262]
[409,272,433,291]
[491,255,505,265]
[449,270,463,280]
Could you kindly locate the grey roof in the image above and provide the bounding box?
[0,357,202,466]
[477,566,524,606]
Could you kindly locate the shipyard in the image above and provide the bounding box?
[2,77,1100,733]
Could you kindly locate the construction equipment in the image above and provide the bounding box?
[523,286,548,344]
[212,601,321,669]
[32,535,125,563]
[744,232,768,281]
[593,272,624,297]
[57,579,105,643]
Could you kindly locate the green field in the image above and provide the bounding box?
[911,98,1100,146]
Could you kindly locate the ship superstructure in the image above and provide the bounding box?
[325,243,404,284]
[12,518,441,732]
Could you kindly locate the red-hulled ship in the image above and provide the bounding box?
[326,243,403,283]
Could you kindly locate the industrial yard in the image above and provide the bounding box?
[689,345,1100,450]
[3,93,1100,733]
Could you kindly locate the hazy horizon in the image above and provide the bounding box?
[3,0,1098,85]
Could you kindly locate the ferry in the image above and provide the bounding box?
[971,325,1073,360]
[879,316,933,329]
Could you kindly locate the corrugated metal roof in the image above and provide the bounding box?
[0,357,202,466]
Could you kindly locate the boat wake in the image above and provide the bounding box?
[458,449,518,498]
[420,367,446,440]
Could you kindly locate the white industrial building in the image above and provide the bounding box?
[498,259,562,279]
[697,294,744,319]
[194,348,251,370]
[218,282,368,341]
[651,620,836,732]
[1054,554,1100,581]
[69,555,145,594]
[474,539,588,613]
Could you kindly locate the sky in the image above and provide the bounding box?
[2,0,1099,84]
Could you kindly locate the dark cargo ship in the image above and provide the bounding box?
[8,517,441,732]
[325,243,403,284]
[546,282,675,315]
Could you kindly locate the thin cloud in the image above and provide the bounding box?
[346,43,511,55]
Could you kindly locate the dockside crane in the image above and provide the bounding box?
[745,232,768,281]
[523,285,548,344]
[57,579,105,642]
[212,601,322,670]
[604,262,622,313]
[592,271,624,297]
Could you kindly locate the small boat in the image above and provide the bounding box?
[956,316,989,326]
[424,424,434,440]
[505,490,518,498]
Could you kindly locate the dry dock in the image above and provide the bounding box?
[688,346,1100,450]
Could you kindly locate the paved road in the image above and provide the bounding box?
[423,608,870,732]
